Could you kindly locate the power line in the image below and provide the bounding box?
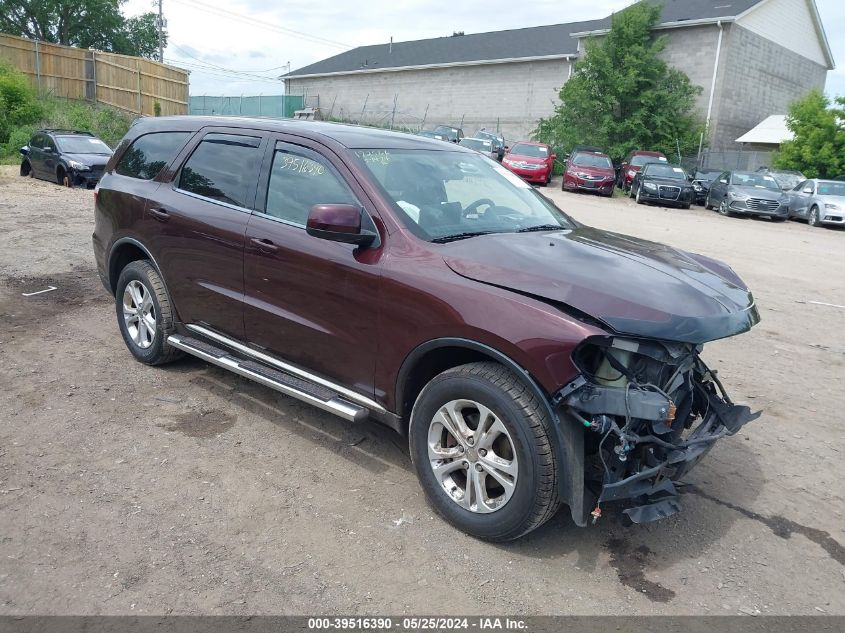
[170,0,352,49]
[167,59,282,83]
[170,42,287,76]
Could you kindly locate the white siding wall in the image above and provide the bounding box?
[736,0,829,67]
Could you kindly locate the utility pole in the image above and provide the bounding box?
[157,0,164,63]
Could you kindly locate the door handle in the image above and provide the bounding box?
[148,207,170,222]
[250,237,279,253]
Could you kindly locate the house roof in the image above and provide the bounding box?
[735,115,794,144]
[284,0,766,79]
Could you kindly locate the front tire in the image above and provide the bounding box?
[20,160,32,177]
[635,186,644,204]
[719,199,733,217]
[808,206,822,227]
[409,362,559,541]
[115,260,183,365]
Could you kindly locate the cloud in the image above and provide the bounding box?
[121,0,843,97]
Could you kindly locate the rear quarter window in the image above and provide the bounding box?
[115,132,191,180]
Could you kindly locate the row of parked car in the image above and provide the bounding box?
[417,125,558,185]
[554,144,844,229]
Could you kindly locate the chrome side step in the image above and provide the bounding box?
[167,334,369,423]
[185,323,386,414]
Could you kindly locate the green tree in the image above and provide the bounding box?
[772,90,845,179]
[534,1,702,162]
[0,0,165,60]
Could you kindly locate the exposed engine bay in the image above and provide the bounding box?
[555,335,761,525]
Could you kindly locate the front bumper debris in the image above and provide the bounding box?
[554,336,761,524]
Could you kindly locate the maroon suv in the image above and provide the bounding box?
[93,116,761,540]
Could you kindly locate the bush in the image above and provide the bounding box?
[0,61,44,147]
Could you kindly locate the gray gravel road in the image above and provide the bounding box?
[0,166,843,615]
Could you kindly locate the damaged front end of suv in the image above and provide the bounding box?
[555,335,761,526]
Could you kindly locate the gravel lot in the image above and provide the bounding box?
[1,165,843,616]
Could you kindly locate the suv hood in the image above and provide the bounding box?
[643,175,690,187]
[64,152,111,167]
[507,155,547,165]
[441,227,759,344]
[731,185,783,200]
[569,164,614,177]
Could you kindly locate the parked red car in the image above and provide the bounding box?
[562,150,615,196]
[618,150,668,192]
[501,141,555,185]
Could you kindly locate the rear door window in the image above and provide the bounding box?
[177,133,263,208]
[115,132,191,180]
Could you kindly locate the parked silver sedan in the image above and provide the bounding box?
[787,179,845,228]
[705,171,789,220]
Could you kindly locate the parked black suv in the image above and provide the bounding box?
[20,129,113,188]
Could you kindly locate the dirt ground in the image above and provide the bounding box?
[0,165,843,616]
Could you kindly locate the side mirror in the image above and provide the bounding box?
[43,146,53,153]
[551,154,557,160]
[803,187,813,194]
[306,204,376,247]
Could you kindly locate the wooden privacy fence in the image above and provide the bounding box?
[0,33,189,116]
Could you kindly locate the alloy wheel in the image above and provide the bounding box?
[427,399,518,513]
[809,207,820,227]
[122,280,156,349]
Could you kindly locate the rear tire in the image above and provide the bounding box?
[115,260,183,366]
[57,167,72,188]
[409,362,559,541]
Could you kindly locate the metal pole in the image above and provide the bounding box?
[157,0,164,63]
[420,103,429,130]
[136,62,142,114]
[360,94,368,122]
[459,113,465,129]
[329,94,337,119]
[390,93,397,130]
[34,40,41,92]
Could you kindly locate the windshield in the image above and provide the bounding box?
[731,172,781,190]
[572,153,612,168]
[510,143,549,158]
[817,181,845,197]
[767,171,804,190]
[695,170,721,181]
[354,149,575,242]
[631,154,666,166]
[459,139,493,153]
[643,164,687,179]
[476,132,503,146]
[56,136,111,154]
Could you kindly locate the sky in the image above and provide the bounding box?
[123,0,844,98]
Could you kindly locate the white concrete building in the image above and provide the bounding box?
[282,0,834,151]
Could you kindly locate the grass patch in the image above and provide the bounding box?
[2,60,133,162]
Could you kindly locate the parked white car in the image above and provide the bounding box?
[787,179,845,227]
